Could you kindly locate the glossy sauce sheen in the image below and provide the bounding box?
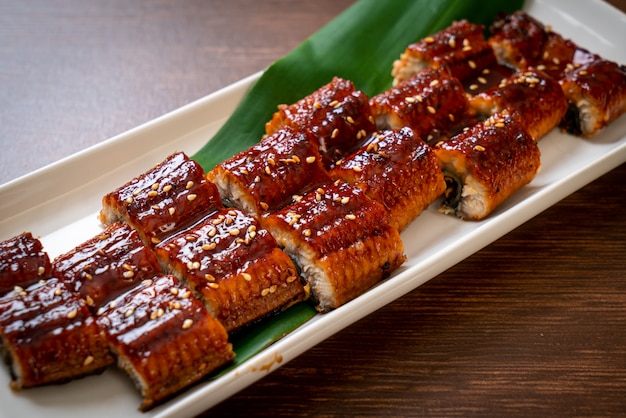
[0,278,113,388]
[435,115,541,220]
[155,209,305,331]
[329,128,446,232]
[101,152,223,245]
[0,233,51,295]
[488,11,598,78]
[95,275,234,410]
[53,222,161,311]
[370,68,472,142]
[559,60,626,136]
[470,68,568,140]
[265,77,376,167]
[210,128,331,215]
[394,20,496,85]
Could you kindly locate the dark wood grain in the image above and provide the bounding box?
[1,1,625,417]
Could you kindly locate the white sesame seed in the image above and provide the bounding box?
[182,319,194,330]
[187,194,197,201]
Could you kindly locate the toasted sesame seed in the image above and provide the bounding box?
[192,261,201,269]
[415,95,424,102]
[462,45,472,52]
[448,113,455,122]
[125,196,134,204]
[265,165,272,175]
[341,197,350,204]
[54,287,63,296]
[469,84,479,91]
[85,295,94,306]
[142,279,153,286]
[306,156,316,163]
[463,38,470,47]
[269,285,277,293]
[168,207,176,215]
[163,184,173,192]
[123,270,135,279]
[148,190,158,197]
[261,288,270,297]
[424,36,435,43]
[242,273,252,281]
[579,70,588,76]
[170,287,179,295]
[345,214,357,220]
[352,166,363,172]
[287,275,298,283]
[448,38,456,48]
[187,194,197,201]
[474,145,486,152]
[430,79,439,87]
[468,60,476,69]
[151,183,159,191]
[202,243,216,251]
[303,229,312,237]
[313,101,322,109]
[182,319,194,330]
[346,116,355,124]
[207,282,219,289]
[181,290,191,299]
[427,106,436,114]
[132,188,141,196]
[495,122,505,128]
[331,128,339,139]
[83,356,94,367]
[172,301,182,310]
[85,273,93,281]
[67,310,78,319]
[405,96,416,103]
[124,308,134,318]
[328,99,340,108]
[478,77,487,84]
[150,310,158,320]
[260,202,269,210]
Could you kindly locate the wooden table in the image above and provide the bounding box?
[1,1,625,416]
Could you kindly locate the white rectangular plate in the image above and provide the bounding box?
[0,0,625,417]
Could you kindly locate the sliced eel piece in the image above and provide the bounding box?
[329,128,446,232]
[265,77,377,167]
[154,208,308,332]
[99,152,223,246]
[434,114,541,221]
[559,59,626,138]
[0,277,114,389]
[96,275,234,411]
[392,20,499,86]
[53,222,161,313]
[370,68,475,144]
[0,232,51,295]
[470,68,568,141]
[488,11,598,78]
[207,127,331,217]
[264,181,406,312]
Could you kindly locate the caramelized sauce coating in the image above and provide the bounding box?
[96,275,234,410]
[265,181,405,312]
[100,152,223,246]
[392,20,497,85]
[0,278,113,389]
[559,59,626,137]
[329,128,446,232]
[470,68,568,141]
[53,222,161,312]
[0,232,51,295]
[208,127,331,216]
[370,68,474,144]
[265,77,376,167]
[155,209,307,331]
[434,115,541,220]
[488,11,598,78]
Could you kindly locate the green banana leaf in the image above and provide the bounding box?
[195,0,525,373]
